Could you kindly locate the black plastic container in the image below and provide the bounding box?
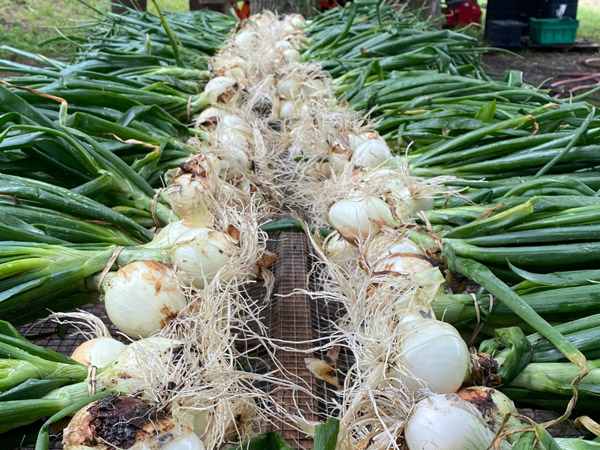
[533,0,578,19]
[486,0,521,21]
[486,20,527,47]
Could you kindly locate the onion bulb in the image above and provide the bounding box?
[352,139,391,169]
[164,174,214,227]
[234,31,259,51]
[348,132,383,151]
[63,395,203,450]
[328,194,396,243]
[196,107,227,130]
[71,337,126,369]
[277,78,301,100]
[104,261,186,338]
[169,227,236,288]
[283,48,301,62]
[278,100,297,120]
[390,318,470,394]
[405,394,507,450]
[458,386,523,442]
[323,231,358,264]
[373,253,434,276]
[204,76,239,106]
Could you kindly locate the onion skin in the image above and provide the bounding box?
[104,261,186,338]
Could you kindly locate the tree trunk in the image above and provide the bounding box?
[406,0,442,28]
[111,0,147,13]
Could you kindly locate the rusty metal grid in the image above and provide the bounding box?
[267,231,318,449]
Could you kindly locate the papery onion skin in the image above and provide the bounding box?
[104,261,186,338]
[405,394,505,450]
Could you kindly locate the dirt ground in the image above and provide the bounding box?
[482,51,600,88]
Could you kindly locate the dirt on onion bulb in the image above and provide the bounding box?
[104,261,186,338]
[63,395,204,450]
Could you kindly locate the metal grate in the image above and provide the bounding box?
[267,231,318,449]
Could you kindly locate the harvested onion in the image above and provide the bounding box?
[104,261,186,338]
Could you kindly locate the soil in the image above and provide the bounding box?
[482,51,600,102]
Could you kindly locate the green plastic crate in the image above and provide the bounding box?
[529,17,579,45]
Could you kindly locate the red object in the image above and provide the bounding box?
[320,0,339,10]
[234,1,250,20]
[444,1,481,27]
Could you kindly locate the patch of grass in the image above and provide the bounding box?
[578,6,600,43]
[0,0,195,63]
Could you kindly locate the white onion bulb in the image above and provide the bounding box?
[283,48,301,62]
[169,227,237,288]
[290,14,306,28]
[278,100,297,120]
[277,78,301,100]
[328,152,349,174]
[373,253,434,275]
[275,40,294,50]
[71,337,126,369]
[328,194,395,243]
[196,107,227,130]
[323,231,358,264]
[396,185,435,213]
[104,261,186,338]
[352,139,391,168]
[204,76,239,106]
[390,318,470,394]
[234,31,259,51]
[164,174,214,227]
[348,132,383,151]
[405,394,507,450]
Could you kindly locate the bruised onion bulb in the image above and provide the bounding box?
[204,76,239,106]
[390,318,470,394]
[405,394,507,450]
[71,338,126,369]
[196,107,228,130]
[63,395,204,450]
[104,261,186,338]
[352,139,392,168]
[328,194,396,243]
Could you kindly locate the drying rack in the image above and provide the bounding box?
[16,229,583,449]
